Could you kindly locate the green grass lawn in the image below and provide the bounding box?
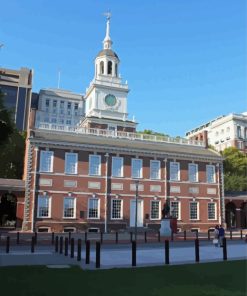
[0,260,246,296]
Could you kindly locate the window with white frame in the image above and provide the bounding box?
[112,157,123,177]
[190,202,199,220]
[150,200,160,220]
[40,151,54,172]
[88,198,99,218]
[189,163,198,182]
[206,165,215,183]
[170,162,180,181]
[131,158,143,178]
[111,199,122,219]
[89,155,101,176]
[63,197,76,218]
[37,195,50,218]
[150,160,161,179]
[208,203,216,220]
[65,153,78,174]
[170,201,180,220]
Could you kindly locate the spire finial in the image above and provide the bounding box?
[103,11,112,49]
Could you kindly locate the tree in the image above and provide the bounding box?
[0,90,26,179]
[0,90,13,144]
[221,147,247,191]
[138,129,170,137]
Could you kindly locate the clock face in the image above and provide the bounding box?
[105,94,117,107]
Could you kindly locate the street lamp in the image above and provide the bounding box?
[135,180,139,242]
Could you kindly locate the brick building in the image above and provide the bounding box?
[22,15,224,233]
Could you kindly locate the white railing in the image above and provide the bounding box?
[36,122,205,147]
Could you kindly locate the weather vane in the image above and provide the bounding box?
[103,11,111,20]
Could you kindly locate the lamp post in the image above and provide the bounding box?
[135,180,139,242]
[104,153,109,233]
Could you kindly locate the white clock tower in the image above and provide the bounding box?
[82,13,137,132]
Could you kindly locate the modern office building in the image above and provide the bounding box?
[186,113,247,153]
[21,16,224,233]
[0,67,33,131]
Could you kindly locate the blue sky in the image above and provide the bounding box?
[1,0,246,136]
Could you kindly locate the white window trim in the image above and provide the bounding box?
[206,165,216,183]
[63,197,76,219]
[40,150,54,173]
[111,199,123,220]
[150,200,161,220]
[150,160,161,180]
[170,200,181,220]
[208,202,217,220]
[189,201,199,221]
[37,195,51,218]
[188,163,198,183]
[131,158,143,179]
[89,155,101,176]
[170,162,180,181]
[65,152,78,175]
[63,227,76,233]
[87,198,100,219]
[112,157,124,178]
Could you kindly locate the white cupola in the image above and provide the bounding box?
[94,13,120,79]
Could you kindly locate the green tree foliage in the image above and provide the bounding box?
[138,129,170,137]
[0,90,13,144]
[0,90,26,179]
[222,147,247,191]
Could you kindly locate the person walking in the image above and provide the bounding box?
[213,225,219,247]
[218,225,225,247]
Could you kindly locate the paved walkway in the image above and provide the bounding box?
[0,241,246,269]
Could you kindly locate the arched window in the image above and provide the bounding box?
[115,64,118,76]
[100,61,104,74]
[108,61,112,75]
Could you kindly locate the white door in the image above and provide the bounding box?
[130,199,143,227]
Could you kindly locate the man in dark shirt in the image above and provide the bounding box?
[218,225,225,247]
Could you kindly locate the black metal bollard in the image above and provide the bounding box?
[230,229,232,240]
[6,236,10,253]
[165,240,169,264]
[144,231,147,243]
[55,236,58,252]
[64,237,68,256]
[100,232,103,244]
[208,230,210,241]
[85,240,90,264]
[184,230,187,240]
[34,232,37,244]
[132,241,136,266]
[59,236,63,254]
[171,230,174,241]
[158,231,161,242]
[70,238,74,258]
[51,232,55,245]
[17,232,20,244]
[130,232,133,243]
[116,232,118,244]
[240,229,243,240]
[223,238,227,260]
[77,239,82,261]
[68,232,71,244]
[196,230,199,239]
[84,232,87,243]
[195,239,200,262]
[31,236,35,253]
[96,241,101,268]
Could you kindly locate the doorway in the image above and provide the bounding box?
[130,199,143,227]
[225,202,236,229]
[0,193,17,227]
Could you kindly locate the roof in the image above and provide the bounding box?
[96,49,119,60]
[225,191,247,200]
[32,129,223,161]
[0,178,25,191]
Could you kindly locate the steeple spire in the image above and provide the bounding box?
[103,12,112,49]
